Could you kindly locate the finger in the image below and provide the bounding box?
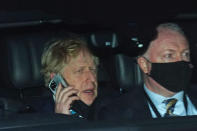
[64,96,80,110]
[55,83,63,101]
[55,96,79,115]
[57,88,78,103]
[62,95,80,104]
[55,102,71,115]
[57,87,78,103]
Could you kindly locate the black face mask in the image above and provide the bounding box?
[147,61,193,92]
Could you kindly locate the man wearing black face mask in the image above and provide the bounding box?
[95,22,197,121]
[137,23,197,118]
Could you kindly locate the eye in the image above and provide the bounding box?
[162,51,177,62]
[182,51,190,61]
[75,68,84,74]
[164,53,173,59]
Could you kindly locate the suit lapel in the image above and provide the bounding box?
[125,85,152,120]
[186,85,197,108]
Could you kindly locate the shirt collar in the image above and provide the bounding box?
[144,84,184,106]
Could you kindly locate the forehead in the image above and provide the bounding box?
[147,28,189,55]
[68,49,95,66]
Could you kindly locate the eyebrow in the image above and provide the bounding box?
[162,49,176,52]
[182,48,190,52]
[75,65,96,69]
[163,48,190,52]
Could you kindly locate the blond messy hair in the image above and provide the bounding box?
[41,36,99,87]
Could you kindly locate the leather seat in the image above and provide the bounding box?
[87,30,143,94]
[113,54,143,94]
[0,27,57,114]
[87,30,120,97]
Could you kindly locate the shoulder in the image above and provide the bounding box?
[93,86,149,121]
[187,84,197,98]
[186,84,197,106]
[33,93,55,113]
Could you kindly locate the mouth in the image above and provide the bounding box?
[82,88,95,95]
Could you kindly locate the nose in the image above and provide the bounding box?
[176,55,182,61]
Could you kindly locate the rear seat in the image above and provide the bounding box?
[113,54,143,94]
[87,30,121,96]
[0,25,144,117]
[88,30,144,94]
[0,26,58,114]
[0,27,122,115]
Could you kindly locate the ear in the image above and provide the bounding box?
[50,73,56,79]
[137,57,150,74]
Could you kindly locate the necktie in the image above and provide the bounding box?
[163,98,178,117]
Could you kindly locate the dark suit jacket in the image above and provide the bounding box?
[94,84,197,121]
[37,84,120,120]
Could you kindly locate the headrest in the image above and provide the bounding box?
[88,31,119,48]
[97,58,110,83]
[114,54,143,92]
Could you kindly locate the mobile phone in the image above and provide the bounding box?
[48,74,90,118]
[48,74,68,95]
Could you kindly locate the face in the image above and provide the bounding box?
[139,28,190,74]
[147,28,190,63]
[138,28,190,96]
[62,49,98,105]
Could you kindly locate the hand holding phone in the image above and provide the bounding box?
[48,74,90,118]
[55,84,80,115]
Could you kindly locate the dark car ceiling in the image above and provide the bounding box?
[0,0,197,25]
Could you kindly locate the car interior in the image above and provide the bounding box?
[0,1,197,130]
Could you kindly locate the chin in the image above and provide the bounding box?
[80,92,97,105]
[81,97,96,106]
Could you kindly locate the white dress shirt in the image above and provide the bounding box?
[144,85,197,118]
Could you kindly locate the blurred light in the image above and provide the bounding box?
[131,37,143,48]
[131,37,138,41]
[138,44,143,48]
[105,41,111,46]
